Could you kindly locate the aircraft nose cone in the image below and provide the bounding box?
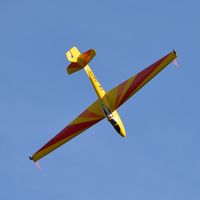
[120,129,126,137]
[119,125,126,137]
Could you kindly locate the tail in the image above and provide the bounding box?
[66,47,96,74]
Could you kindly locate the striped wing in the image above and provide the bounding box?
[31,100,105,162]
[106,50,177,111]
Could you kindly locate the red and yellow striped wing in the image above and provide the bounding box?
[31,100,105,162]
[106,50,177,111]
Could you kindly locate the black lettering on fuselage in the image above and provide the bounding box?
[89,70,104,91]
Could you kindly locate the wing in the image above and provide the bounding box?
[105,50,177,111]
[30,99,105,162]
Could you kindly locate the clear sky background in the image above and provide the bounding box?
[1,0,200,199]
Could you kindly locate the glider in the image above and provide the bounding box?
[29,47,177,162]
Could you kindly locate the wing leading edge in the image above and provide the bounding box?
[105,50,177,111]
[30,100,105,162]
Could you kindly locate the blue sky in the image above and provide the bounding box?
[1,0,200,199]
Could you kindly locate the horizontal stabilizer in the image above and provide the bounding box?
[66,47,96,75]
[77,49,96,67]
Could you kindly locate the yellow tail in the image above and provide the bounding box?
[66,47,96,74]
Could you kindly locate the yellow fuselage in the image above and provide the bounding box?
[84,65,126,137]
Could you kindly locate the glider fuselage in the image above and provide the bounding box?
[84,65,126,137]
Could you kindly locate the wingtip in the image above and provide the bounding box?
[173,49,177,56]
[29,156,33,161]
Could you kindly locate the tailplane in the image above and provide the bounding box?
[66,47,96,74]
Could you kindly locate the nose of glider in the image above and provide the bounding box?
[120,125,126,137]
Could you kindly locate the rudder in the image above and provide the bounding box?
[66,47,81,63]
